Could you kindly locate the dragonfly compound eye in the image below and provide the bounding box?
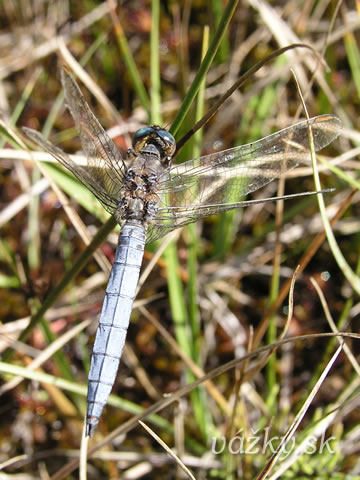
[132,126,176,161]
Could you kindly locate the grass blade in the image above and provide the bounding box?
[170,0,240,135]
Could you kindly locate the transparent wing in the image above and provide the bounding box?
[146,114,341,243]
[60,69,127,204]
[23,70,128,215]
[23,127,120,215]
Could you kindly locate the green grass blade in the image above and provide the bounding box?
[212,57,283,257]
[211,0,230,63]
[2,69,43,272]
[27,166,41,271]
[187,25,209,360]
[0,69,42,148]
[344,30,360,101]
[318,155,360,190]
[150,0,161,125]
[109,6,150,115]
[0,273,21,288]
[186,26,214,441]
[170,0,240,136]
[309,120,360,294]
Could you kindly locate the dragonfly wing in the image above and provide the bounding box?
[23,127,119,215]
[157,114,341,209]
[23,70,128,214]
[145,191,323,243]
[61,70,126,203]
[145,114,341,242]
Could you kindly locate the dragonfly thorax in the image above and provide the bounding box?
[116,193,157,223]
[116,151,163,223]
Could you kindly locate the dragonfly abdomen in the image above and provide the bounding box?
[86,222,145,436]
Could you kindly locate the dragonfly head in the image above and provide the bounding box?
[132,126,176,166]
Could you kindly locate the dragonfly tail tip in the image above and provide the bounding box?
[85,421,97,437]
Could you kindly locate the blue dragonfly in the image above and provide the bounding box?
[24,70,341,436]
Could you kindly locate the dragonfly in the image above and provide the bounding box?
[24,69,341,437]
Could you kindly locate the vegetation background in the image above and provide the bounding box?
[0,0,359,478]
